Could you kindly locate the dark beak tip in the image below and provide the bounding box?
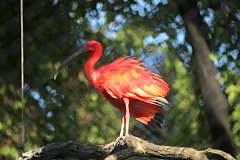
[53,72,58,80]
[53,75,57,80]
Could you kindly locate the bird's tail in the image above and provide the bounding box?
[129,97,168,128]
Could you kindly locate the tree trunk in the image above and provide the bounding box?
[177,0,236,157]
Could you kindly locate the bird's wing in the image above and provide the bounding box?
[97,57,170,101]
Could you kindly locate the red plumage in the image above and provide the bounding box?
[94,56,169,126]
[55,40,170,136]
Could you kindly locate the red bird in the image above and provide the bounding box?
[54,40,170,136]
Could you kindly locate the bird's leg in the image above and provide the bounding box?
[123,98,130,135]
[115,100,129,147]
[115,109,125,146]
[119,114,125,137]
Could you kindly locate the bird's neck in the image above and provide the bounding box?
[83,48,102,87]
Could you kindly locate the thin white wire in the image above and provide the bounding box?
[20,0,25,151]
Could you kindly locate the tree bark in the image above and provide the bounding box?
[18,135,235,160]
[177,0,236,157]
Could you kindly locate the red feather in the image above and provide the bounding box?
[94,56,169,126]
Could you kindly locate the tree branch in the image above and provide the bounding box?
[18,135,235,160]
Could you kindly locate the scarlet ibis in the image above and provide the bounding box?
[54,40,170,136]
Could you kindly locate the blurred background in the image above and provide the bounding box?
[0,0,239,159]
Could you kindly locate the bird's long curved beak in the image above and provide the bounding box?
[54,48,87,80]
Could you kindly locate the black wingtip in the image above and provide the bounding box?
[147,112,165,129]
[153,98,169,111]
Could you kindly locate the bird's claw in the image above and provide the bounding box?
[115,136,125,146]
[110,135,130,153]
[114,135,130,147]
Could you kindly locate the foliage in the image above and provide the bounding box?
[0,0,239,159]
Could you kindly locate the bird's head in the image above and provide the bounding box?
[84,40,102,52]
[53,40,102,80]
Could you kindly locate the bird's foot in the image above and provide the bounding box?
[103,135,129,153]
[111,135,130,153]
[115,136,125,145]
[114,134,130,148]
